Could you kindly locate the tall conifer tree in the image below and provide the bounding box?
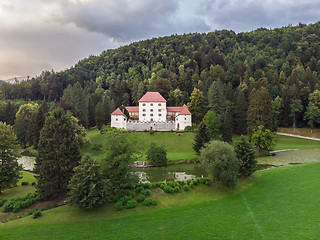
[193,121,210,155]
[235,90,248,134]
[35,108,81,199]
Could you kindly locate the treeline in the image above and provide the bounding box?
[1,22,320,130]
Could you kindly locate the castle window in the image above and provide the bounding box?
[158,109,161,112]
[158,103,161,106]
[159,114,161,116]
[142,114,146,116]
[150,113,153,116]
[143,109,146,112]
[150,103,153,106]
[150,109,153,112]
[185,118,187,120]
[116,118,118,121]
[143,103,146,106]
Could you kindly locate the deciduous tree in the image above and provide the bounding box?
[146,143,167,167]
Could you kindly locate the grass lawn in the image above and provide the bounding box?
[81,129,320,163]
[1,162,320,239]
[1,171,36,199]
[81,129,197,161]
[279,127,320,138]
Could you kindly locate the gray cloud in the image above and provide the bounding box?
[0,0,320,80]
[198,0,320,32]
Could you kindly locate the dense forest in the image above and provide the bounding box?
[1,22,320,138]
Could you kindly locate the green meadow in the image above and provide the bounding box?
[1,162,320,239]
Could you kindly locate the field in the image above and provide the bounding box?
[81,128,320,163]
[279,127,320,138]
[1,162,320,239]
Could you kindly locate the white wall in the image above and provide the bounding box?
[139,102,167,122]
[111,115,127,129]
[176,114,192,130]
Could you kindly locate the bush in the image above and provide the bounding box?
[2,201,13,212]
[121,183,135,190]
[142,198,157,206]
[135,186,144,193]
[114,201,124,211]
[163,186,174,194]
[0,198,7,207]
[141,189,151,196]
[173,187,180,193]
[183,185,190,191]
[141,183,152,189]
[149,130,154,135]
[33,210,42,219]
[117,189,132,198]
[21,181,29,186]
[184,126,193,132]
[136,194,146,203]
[125,200,138,209]
[12,201,21,212]
[119,196,132,205]
[146,143,167,167]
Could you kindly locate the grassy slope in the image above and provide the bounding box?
[2,162,320,239]
[82,129,320,163]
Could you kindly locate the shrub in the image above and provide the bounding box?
[135,186,144,193]
[142,198,153,206]
[125,200,138,209]
[183,185,190,191]
[173,187,180,193]
[131,192,136,198]
[114,201,124,211]
[119,196,132,205]
[141,183,152,189]
[152,199,158,206]
[121,183,135,190]
[141,189,151,196]
[163,186,174,194]
[189,182,194,188]
[136,194,146,203]
[12,201,21,212]
[33,210,42,219]
[2,201,13,212]
[0,198,7,207]
[149,130,154,135]
[110,195,120,203]
[184,126,193,132]
[21,181,29,186]
[118,189,132,198]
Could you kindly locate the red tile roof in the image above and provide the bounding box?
[111,108,127,117]
[166,107,182,112]
[138,92,167,102]
[125,106,139,112]
[178,104,191,115]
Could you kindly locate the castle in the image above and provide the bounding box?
[111,92,192,131]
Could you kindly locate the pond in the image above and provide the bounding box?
[133,163,206,182]
[17,156,35,171]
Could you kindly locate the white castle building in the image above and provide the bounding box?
[111,92,192,131]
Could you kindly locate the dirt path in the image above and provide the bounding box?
[277,132,320,141]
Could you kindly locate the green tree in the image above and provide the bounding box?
[207,79,226,116]
[222,103,233,143]
[247,87,273,136]
[289,99,303,130]
[102,129,137,191]
[0,122,22,194]
[187,88,206,124]
[199,141,239,187]
[304,103,320,135]
[234,137,257,176]
[272,96,282,131]
[250,125,278,152]
[62,82,89,128]
[203,110,221,139]
[235,90,248,134]
[68,154,109,208]
[35,108,81,199]
[146,143,167,167]
[95,102,105,130]
[308,90,320,108]
[192,121,210,155]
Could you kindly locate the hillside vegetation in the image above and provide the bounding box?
[1,162,319,239]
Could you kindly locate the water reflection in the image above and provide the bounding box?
[133,163,206,182]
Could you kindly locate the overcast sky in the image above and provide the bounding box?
[0,0,319,80]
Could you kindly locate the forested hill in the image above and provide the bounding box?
[1,22,320,129]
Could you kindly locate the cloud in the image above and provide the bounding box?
[198,0,320,32]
